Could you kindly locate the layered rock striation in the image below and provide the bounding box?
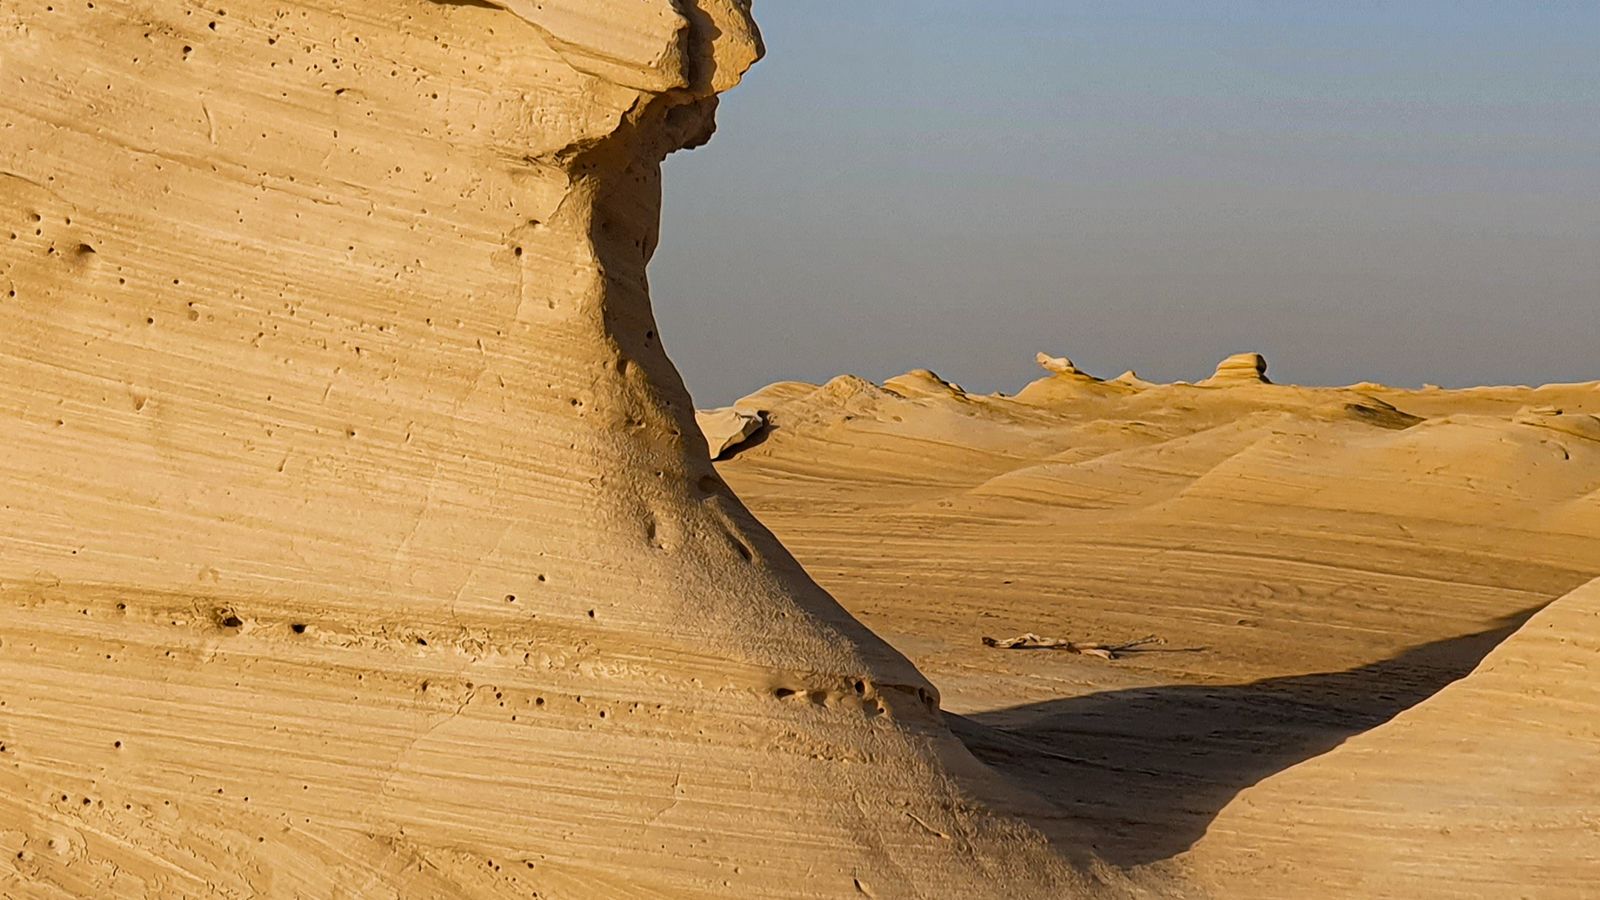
[0,4,1106,897]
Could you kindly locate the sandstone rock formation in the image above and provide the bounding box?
[694,406,765,458]
[0,5,1108,897]
[885,368,968,398]
[8,2,1595,895]
[1035,352,1100,382]
[1200,351,1272,385]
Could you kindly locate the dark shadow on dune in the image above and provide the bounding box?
[950,605,1544,868]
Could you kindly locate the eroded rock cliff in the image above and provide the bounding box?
[0,4,1106,896]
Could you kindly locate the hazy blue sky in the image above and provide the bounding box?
[652,2,1600,405]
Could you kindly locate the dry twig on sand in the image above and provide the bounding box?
[981,632,1164,660]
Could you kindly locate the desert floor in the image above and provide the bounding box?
[708,353,1600,873]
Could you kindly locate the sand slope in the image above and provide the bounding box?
[1189,576,1600,897]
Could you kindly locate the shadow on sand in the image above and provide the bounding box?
[950,605,1543,867]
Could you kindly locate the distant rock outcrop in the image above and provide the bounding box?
[1201,351,1272,385]
[1036,352,1102,382]
[884,368,970,399]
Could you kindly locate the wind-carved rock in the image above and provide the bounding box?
[0,2,1106,897]
[696,406,766,458]
[1202,352,1273,385]
[1037,351,1104,383]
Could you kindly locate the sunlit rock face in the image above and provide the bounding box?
[0,3,1119,897]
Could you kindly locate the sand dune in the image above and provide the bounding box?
[1190,576,1600,897]
[710,352,1600,887]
